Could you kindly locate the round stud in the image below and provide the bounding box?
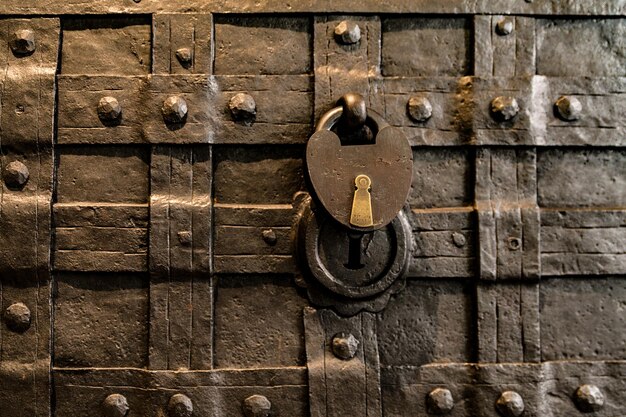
[175,47,193,68]
[407,95,433,123]
[508,237,521,251]
[98,96,122,122]
[229,93,256,124]
[102,394,129,417]
[4,302,31,333]
[10,29,36,56]
[3,160,30,189]
[168,393,193,417]
[162,96,188,124]
[426,388,454,414]
[555,95,582,121]
[490,96,519,121]
[496,18,514,36]
[261,229,277,246]
[242,395,271,417]
[452,232,466,248]
[177,231,192,246]
[331,332,359,360]
[574,384,605,412]
[496,391,524,417]
[334,20,361,45]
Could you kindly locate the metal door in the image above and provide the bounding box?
[0,2,624,416]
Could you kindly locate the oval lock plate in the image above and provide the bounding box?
[306,123,413,231]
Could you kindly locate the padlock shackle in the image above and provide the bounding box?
[315,106,389,133]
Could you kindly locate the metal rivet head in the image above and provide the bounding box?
[491,96,519,121]
[3,161,30,189]
[162,96,188,124]
[262,229,277,246]
[407,95,433,123]
[496,391,524,417]
[229,93,256,125]
[4,302,31,333]
[426,388,454,414]
[574,384,605,412]
[508,237,521,251]
[98,96,122,122]
[452,232,466,248]
[175,47,193,68]
[331,332,359,360]
[177,231,192,246]
[10,29,36,55]
[496,18,514,36]
[334,20,361,45]
[243,395,271,417]
[555,95,582,121]
[168,394,193,417]
[102,394,129,417]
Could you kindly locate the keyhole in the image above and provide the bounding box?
[345,232,365,270]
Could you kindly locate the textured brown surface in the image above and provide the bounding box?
[0,5,624,417]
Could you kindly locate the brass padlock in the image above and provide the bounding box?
[306,95,413,232]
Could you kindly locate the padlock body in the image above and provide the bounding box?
[306,125,413,231]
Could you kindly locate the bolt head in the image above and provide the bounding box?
[332,332,359,360]
[574,384,605,412]
[427,388,454,414]
[491,96,520,121]
[452,232,466,248]
[496,391,524,417]
[3,160,30,188]
[98,96,122,122]
[508,237,521,251]
[407,95,433,123]
[334,20,361,45]
[229,93,257,124]
[162,96,188,124]
[177,231,192,246]
[4,302,31,333]
[102,394,129,417]
[496,18,514,36]
[243,395,271,417]
[10,29,36,55]
[555,95,582,121]
[262,229,277,246]
[168,394,193,417]
[176,47,193,68]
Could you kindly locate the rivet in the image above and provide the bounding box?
[175,47,193,68]
[262,229,277,246]
[508,237,521,251]
[10,29,36,56]
[334,20,361,45]
[4,302,31,333]
[168,393,193,417]
[496,18,514,36]
[243,395,271,417]
[555,95,582,121]
[426,388,454,414]
[3,160,30,189]
[177,231,192,246]
[407,95,433,123]
[331,332,359,360]
[574,384,604,412]
[229,93,256,125]
[162,96,188,124]
[490,96,519,122]
[98,96,122,122]
[102,394,129,417]
[452,232,466,248]
[496,391,524,417]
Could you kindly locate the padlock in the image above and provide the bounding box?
[306,97,413,232]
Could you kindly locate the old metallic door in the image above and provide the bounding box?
[0,2,624,416]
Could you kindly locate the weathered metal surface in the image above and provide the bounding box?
[0,4,624,417]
